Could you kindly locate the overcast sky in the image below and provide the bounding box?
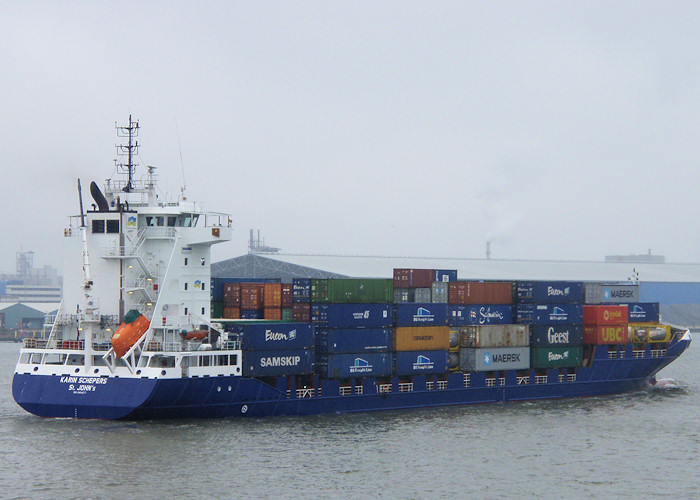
[2,1,700,274]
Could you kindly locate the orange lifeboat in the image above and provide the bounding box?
[112,310,150,357]
[183,330,208,341]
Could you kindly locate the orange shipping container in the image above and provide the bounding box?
[264,283,282,308]
[583,325,628,345]
[223,307,241,319]
[264,307,282,320]
[394,326,450,351]
[241,283,265,309]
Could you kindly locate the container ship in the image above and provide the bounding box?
[12,118,692,419]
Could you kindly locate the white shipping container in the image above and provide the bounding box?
[584,283,639,304]
[459,324,529,348]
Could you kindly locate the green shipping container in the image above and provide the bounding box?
[328,279,394,303]
[311,279,330,303]
[531,346,583,369]
[281,308,293,321]
[211,300,224,319]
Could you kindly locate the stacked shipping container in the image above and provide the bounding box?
[312,278,395,378]
[516,281,584,369]
[213,275,666,381]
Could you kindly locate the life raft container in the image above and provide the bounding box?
[112,310,150,357]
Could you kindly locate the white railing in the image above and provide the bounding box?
[339,386,352,396]
[436,380,448,390]
[633,350,646,359]
[608,351,618,359]
[288,388,315,398]
[463,373,470,388]
[378,384,392,393]
[398,383,413,393]
[535,375,548,384]
[425,381,434,391]
[567,373,576,382]
[558,374,565,383]
[485,378,496,387]
[499,377,506,386]
[517,376,530,385]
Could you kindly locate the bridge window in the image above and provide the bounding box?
[167,216,177,227]
[92,220,105,233]
[106,220,119,233]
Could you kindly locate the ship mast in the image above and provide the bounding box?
[116,115,140,192]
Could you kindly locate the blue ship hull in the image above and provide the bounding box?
[13,338,690,420]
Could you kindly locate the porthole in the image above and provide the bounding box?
[217,386,221,392]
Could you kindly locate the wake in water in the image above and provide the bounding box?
[647,378,689,397]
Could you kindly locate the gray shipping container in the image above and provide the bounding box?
[414,288,432,302]
[432,282,449,303]
[459,347,531,372]
[449,328,462,348]
[460,324,529,348]
[584,283,640,304]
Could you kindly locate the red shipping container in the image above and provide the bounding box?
[282,284,293,308]
[223,306,241,319]
[449,281,513,304]
[393,269,413,289]
[241,283,265,309]
[449,282,467,304]
[583,305,628,325]
[264,307,282,320]
[583,325,628,345]
[223,283,241,307]
[292,303,310,322]
[264,283,282,308]
[393,268,434,288]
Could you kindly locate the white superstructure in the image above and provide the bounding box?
[16,117,241,380]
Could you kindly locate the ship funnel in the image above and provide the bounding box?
[90,181,110,212]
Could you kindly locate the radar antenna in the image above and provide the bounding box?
[115,115,140,192]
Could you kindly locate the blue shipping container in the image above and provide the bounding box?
[318,352,392,378]
[236,322,314,351]
[243,349,315,377]
[623,302,660,323]
[317,328,392,353]
[465,305,513,325]
[240,309,263,319]
[434,269,458,283]
[516,304,583,325]
[530,325,584,347]
[395,303,448,327]
[448,305,467,326]
[394,350,449,376]
[293,278,311,303]
[516,281,584,304]
[311,303,393,329]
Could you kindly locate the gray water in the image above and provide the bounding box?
[1,341,697,500]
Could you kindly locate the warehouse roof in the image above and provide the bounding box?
[214,253,700,283]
